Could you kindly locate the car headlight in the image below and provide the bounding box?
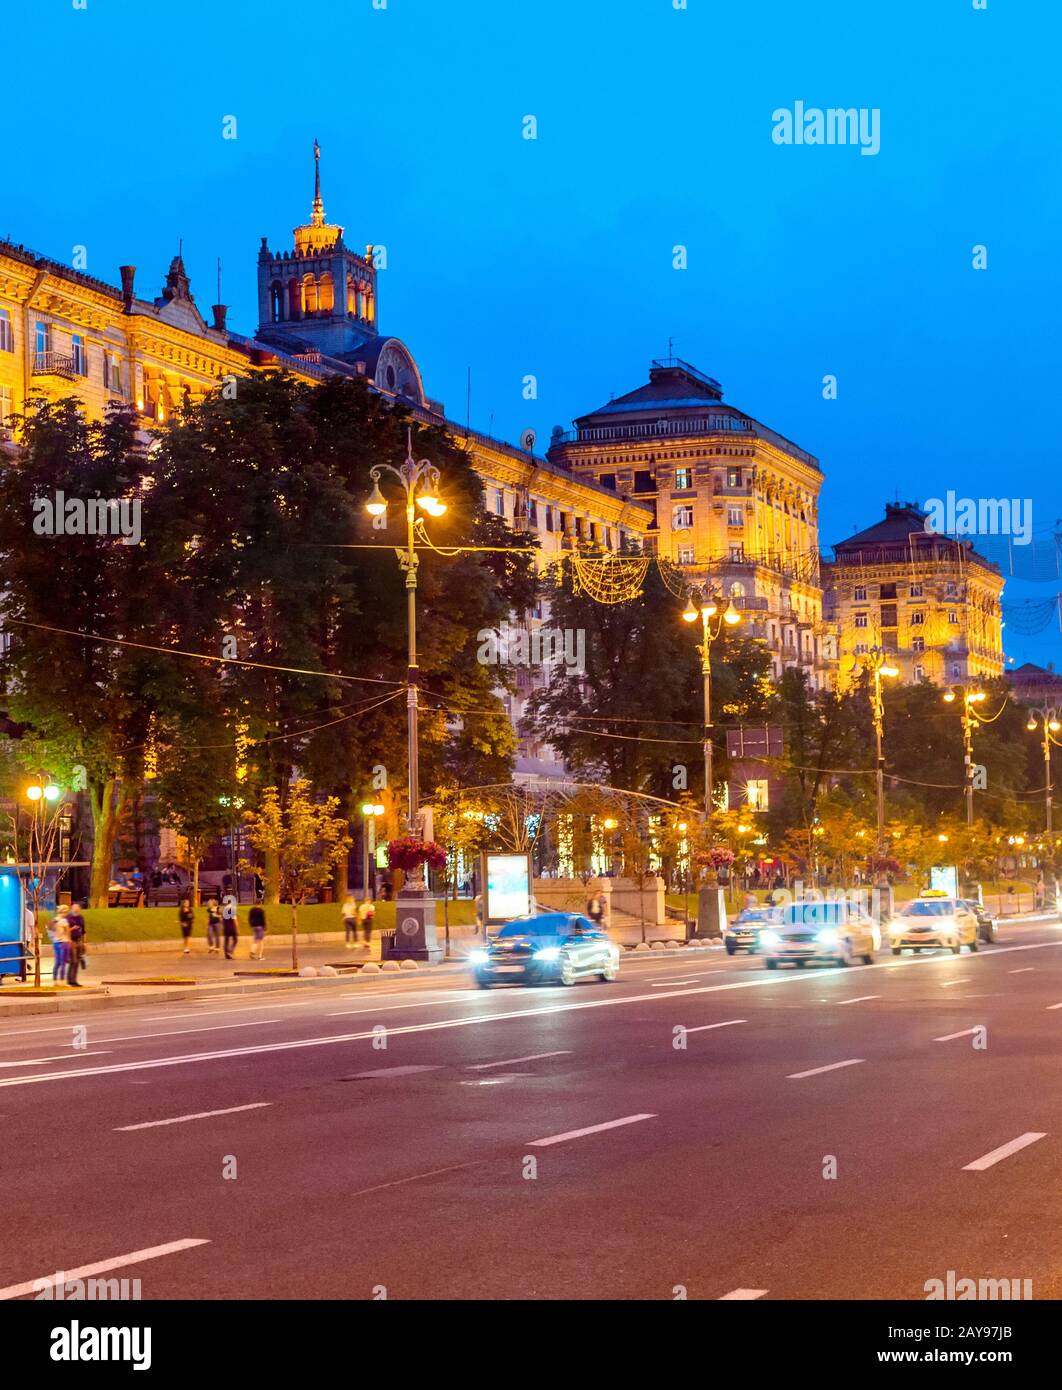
[816,928,839,945]
[468,949,489,966]
[760,929,780,947]
[533,947,562,961]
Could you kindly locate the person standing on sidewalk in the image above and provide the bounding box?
[178,896,194,955]
[342,894,358,949]
[1035,874,1046,911]
[66,903,86,987]
[48,910,70,983]
[356,897,376,949]
[248,903,267,961]
[206,896,222,953]
[221,894,239,960]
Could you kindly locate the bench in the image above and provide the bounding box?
[107,888,144,908]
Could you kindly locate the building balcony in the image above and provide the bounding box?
[32,351,76,380]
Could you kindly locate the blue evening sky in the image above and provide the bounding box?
[7,0,1060,664]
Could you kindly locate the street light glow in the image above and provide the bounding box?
[681,597,698,623]
[25,785,42,801]
[722,600,741,626]
[879,664,899,678]
[365,481,388,516]
[43,784,60,801]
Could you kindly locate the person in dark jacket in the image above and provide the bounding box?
[178,896,194,954]
[248,903,267,961]
[66,903,86,986]
[221,895,239,959]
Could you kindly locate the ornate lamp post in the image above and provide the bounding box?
[863,649,899,852]
[365,429,446,961]
[681,587,741,817]
[360,801,385,902]
[942,685,988,826]
[1025,706,1061,835]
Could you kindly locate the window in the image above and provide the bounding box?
[633,470,654,493]
[880,603,897,627]
[35,321,51,356]
[746,779,769,812]
[909,582,923,598]
[880,583,897,600]
[730,581,745,598]
[854,642,869,656]
[912,636,925,652]
[727,507,743,526]
[914,665,925,682]
[674,467,691,490]
[545,507,554,533]
[527,499,538,527]
[910,610,925,625]
[951,663,961,678]
[855,613,869,629]
[729,543,745,562]
[0,308,12,353]
[104,354,123,395]
[0,384,12,426]
[727,467,741,487]
[672,505,693,530]
[495,489,505,517]
[854,586,867,601]
[945,582,958,598]
[599,473,616,491]
[948,610,958,625]
[71,334,87,376]
[677,544,694,565]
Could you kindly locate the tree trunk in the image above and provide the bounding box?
[290,899,299,972]
[264,846,281,905]
[192,857,200,910]
[88,778,125,909]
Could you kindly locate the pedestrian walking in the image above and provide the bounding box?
[206,896,222,953]
[221,894,239,959]
[356,898,375,948]
[1035,874,1046,910]
[248,903,267,960]
[586,890,605,927]
[473,893,485,938]
[48,910,70,983]
[342,894,358,949]
[178,896,194,954]
[66,902,86,987]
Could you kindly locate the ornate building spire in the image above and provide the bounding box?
[311,139,325,228]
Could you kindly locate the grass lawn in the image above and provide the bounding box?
[80,898,477,943]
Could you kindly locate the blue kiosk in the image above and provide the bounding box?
[0,868,26,979]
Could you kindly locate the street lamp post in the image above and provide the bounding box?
[864,650,899,852]
[681,587,741,817]
[360,802,385,901]
[1025,706,1061,835]
[942,686,988,826]
[365,429,447,962]
[24,776,61,988]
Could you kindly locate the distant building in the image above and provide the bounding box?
[823,502,1004,688]
[1008,661,1062,707]
[547,358,836,690]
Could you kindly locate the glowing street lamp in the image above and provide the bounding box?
[360,802,386,904]
[680,585,742,816]
[1025,706,1062,834]
[942,686,992,825]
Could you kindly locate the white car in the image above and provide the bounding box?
[761,901,877,969]
[888,896,979,955]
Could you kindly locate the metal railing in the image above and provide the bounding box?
[32,351,76,379]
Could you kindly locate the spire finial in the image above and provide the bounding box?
[312,138,324,226]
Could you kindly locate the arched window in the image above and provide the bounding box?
[270,283,283,322]
[303,273,319,314]
[364,289,375,323]
[730,581,745,598]
[346,275,356,315]
[319,272,334,313]
[288,279,301,318]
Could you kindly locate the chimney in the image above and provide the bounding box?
[119,265,136,312]
[211,304,228,332]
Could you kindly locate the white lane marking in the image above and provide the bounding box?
[116,1103,272,1132]
[719,1288,768,1300]
[0,1052,111,1068]
[528,1114,656,1147]
[461,1076,530,1086]
[0,1238,210,1301]
[962,1132,1047,1171]
[941,979,970,988]
[95,1019,282,1044]
[348,1065,441,1078]
[837,995,880,1005]
[326,998,489,1020]
[468,1050,572,1070]
[1009,968,1035,975]
[684,1020,747,1033]
[935,1028,981,1042]
[1046,1003,1062,1011]
[787,1059,864,1080]
[651,979,701,987]
[7,940,1062,1089]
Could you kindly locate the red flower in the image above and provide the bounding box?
[387,837,447,873]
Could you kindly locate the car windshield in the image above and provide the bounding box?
[903,900,954,917]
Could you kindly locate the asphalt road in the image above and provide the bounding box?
[2,918,1061,1301]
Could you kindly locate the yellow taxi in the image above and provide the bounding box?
[888,891,979,955]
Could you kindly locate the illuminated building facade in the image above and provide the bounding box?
[547,359,836,690]
[823,503,1004,689]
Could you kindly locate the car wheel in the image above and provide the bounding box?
[837,943,852,968]
[969,938,979,952]
[794,959,806,968]
[599,959,619,983]
[861,953,874,965]
[725,940,737,956]
[891,947,901,956]
[475,974,491,990]
[558,954,576,986]
[765,959,778,970]
[950,938,961,955]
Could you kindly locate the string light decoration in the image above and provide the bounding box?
[569,548,650,604]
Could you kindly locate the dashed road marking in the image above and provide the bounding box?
[528,1114,656,1147]
[787,1059,864,1080]
[962,1132,1046,1171]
